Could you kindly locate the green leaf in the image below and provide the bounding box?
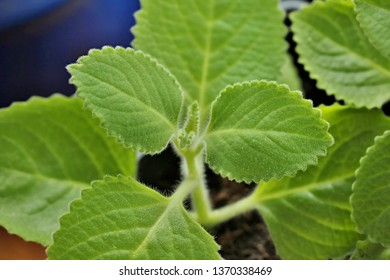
[351,239,390,260]
[68,46,183,154]
[0,95,136,245]
[351,130,390,247]
[355,0,390,57]
[277,55,302,91]
[291,0,390,108]
[253,105,390,259]
[204,80,333,183]
[132,0,287,126]
[48,176,221,260]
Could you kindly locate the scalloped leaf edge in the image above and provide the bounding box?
[67,46,185,155]
[1,93,78,113]
[351,129,390,247]
[290,0,388,109]
[47,174,221,259]
[204,80,334,184]
[47,174,160,256]
[354,0,390,58]
[0,94,91,245]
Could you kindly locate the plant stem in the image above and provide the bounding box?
[173,138,258,228]
[173,134,213,221]
[170,176,197,204]
[179,147,212,221]
[194,193,258,228]
[190,155,212,221]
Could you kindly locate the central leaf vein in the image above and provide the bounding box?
[256,172,355,203]
[198,1,214,125]
[301,13,390,79]
[79,69,176,131]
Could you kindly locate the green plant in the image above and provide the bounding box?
[0,0,389,260]
[291,0,390,259]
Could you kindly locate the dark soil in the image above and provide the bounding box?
[213,211,280,260]
[207,171,280,260]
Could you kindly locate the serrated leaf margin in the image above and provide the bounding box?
[351,129,390,247]
[68,46,185,154]
[204,80,333,183]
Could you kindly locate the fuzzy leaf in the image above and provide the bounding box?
[68,46,183,154]
[254,105,390,259]
[205,80,333,183]
[48,176,221,260]
[291,0,390,108]
[277,55,302,91]
[132,0,286,125]
[0,95,136,245]
[355,0,390,57]
[351,130,390,247]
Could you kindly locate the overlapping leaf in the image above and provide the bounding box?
[291,0,390,108]
[205,80,333,183]
[253,106,390,259]
[351,240,390,260]
[351,130,390,247]
[48,176,221,260]
[132,0,286,125]
[0,95,136,245]
[278,55,302,91]
[355,0,390,57]
[68,46,183,154]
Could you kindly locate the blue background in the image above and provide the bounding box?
[0,0,140,108]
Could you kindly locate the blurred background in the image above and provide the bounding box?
[0,0,140,108]
[0,0,321,259]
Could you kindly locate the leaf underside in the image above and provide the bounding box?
[68,46,183,154]
[205,80,333,183]
[254,105,390,259]
[291,0,390,108]
[132,0,287,125]
[351,130,390,247]
[48,176,221,260]
[0,95,136,245]
[355,0,390,58]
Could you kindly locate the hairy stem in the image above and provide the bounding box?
[170,176,197,204]
[173,136,212,222]
[193,193,258,228]
[173,136,258,228]
[174,138,258,228]
[190,154,212,221]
